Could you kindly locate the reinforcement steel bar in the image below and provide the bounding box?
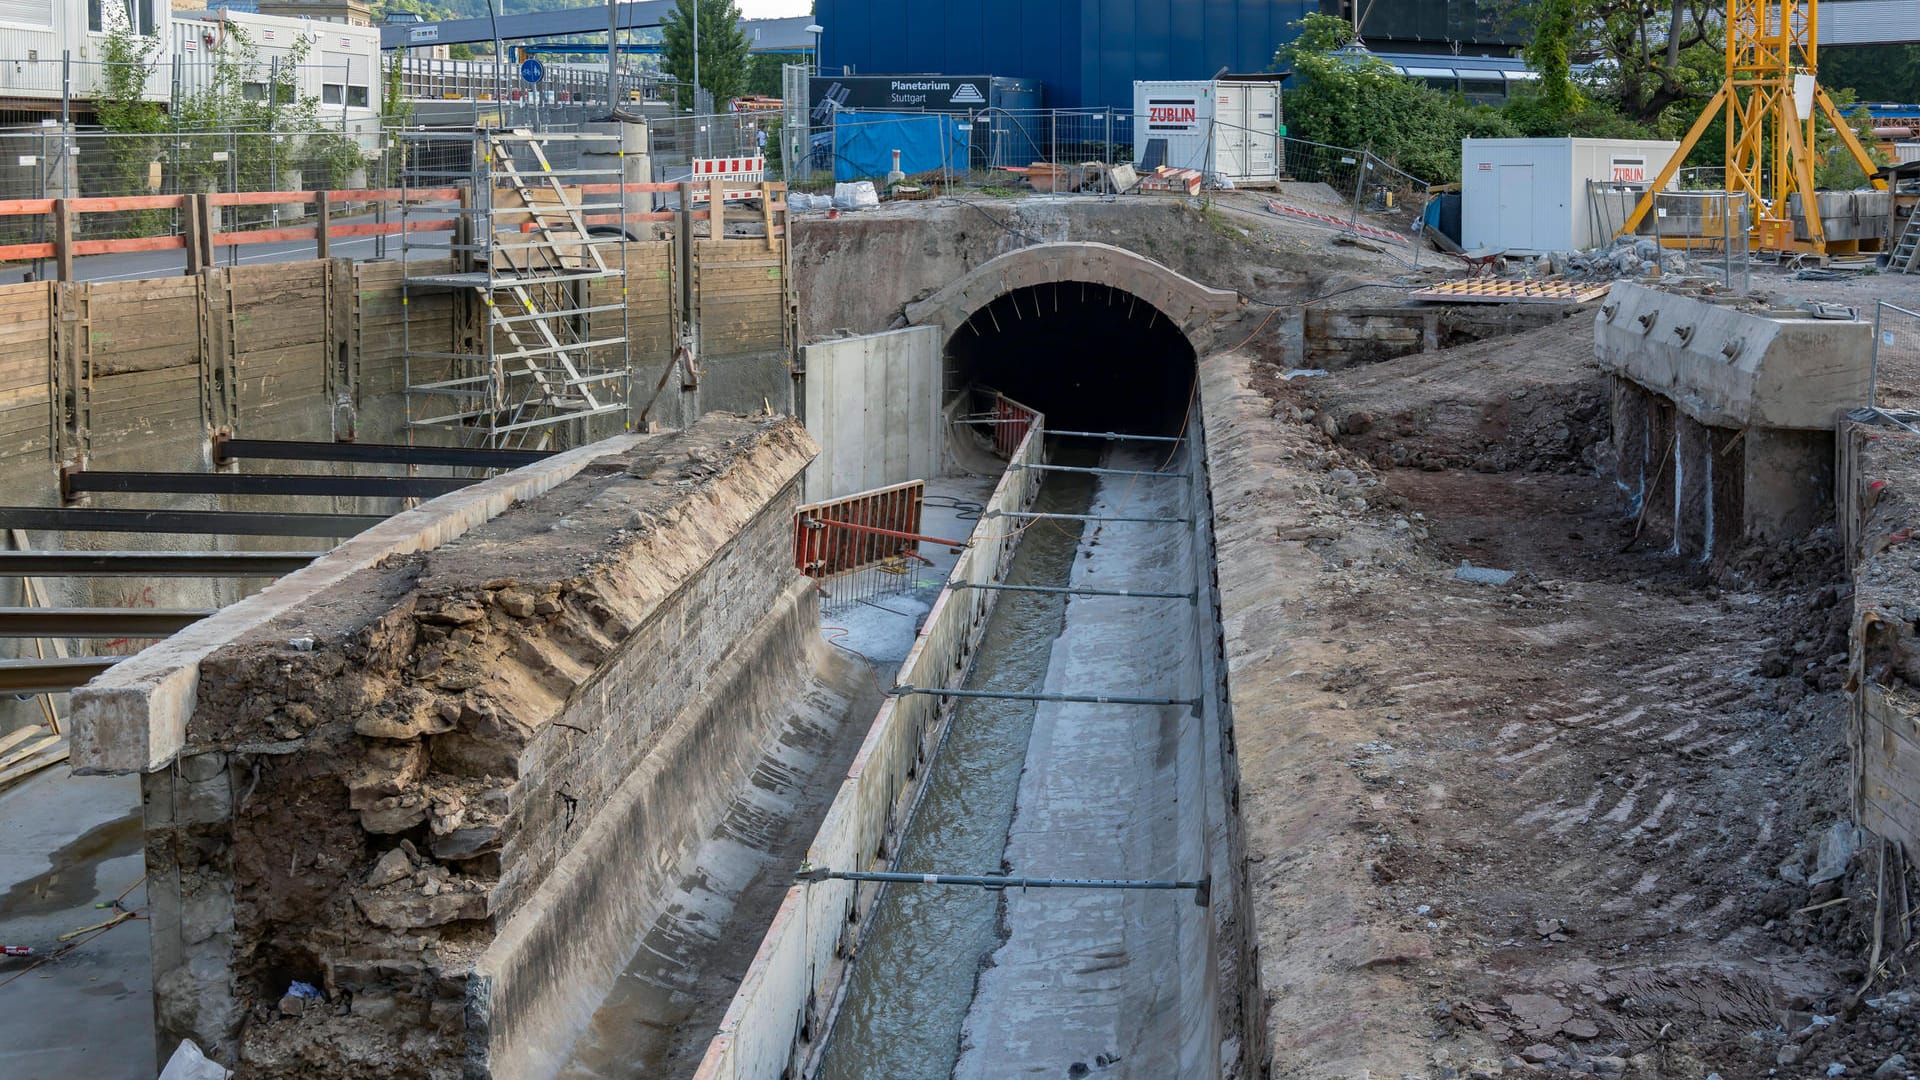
[214,437,552,470]
[0,551,322,576]
[0,608,213,637]
[0,549,322,576]
[794,867,1211,906]
[890,685,1201,707]
[800,517,971,549]
[1044,430,1186,442]
[0,508,384,537]
[988,511,1190,524]
[952,582,1194,600]
[64,471,473,499]
[1011,463,1189,480]
[0,657,119,694]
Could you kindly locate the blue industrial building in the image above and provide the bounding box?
[813,0,1320,110]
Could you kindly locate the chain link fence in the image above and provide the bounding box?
[1648,190,1753,292]
[1874,302,1920,409]
[0,125,390,248]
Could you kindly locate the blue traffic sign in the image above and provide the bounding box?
[520,58,544,84]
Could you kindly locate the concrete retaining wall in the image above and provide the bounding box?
[800,326,944,501]
[690,404,1048,1080]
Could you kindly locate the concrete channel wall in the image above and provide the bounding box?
[691,405,1047,1079]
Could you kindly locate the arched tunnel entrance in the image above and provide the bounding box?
[945,281,1199,435]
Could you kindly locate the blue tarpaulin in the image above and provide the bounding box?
[831,111,971,182]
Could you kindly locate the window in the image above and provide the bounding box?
[346,85,369,108]
[322,84,344,104]
[242,81,267,102]
[87,0,152,34]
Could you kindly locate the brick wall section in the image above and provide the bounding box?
[139,414,820,1077]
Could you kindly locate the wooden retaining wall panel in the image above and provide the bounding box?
[85,278,200,378]
[91,366,202,444]
[694,241,786,356]
[0,280,50,464]
[357,259,460,397]
[585,241,676,368]
[229,263,328,423]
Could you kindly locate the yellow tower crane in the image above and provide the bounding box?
[1617,0,1886,256]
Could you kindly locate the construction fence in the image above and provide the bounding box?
[780,105,1433,263]
[1875,303,1920,407]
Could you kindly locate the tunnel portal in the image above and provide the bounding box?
[945,281,1200,436]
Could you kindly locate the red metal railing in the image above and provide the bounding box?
[992,393,1038,459]
[794,479,938,580]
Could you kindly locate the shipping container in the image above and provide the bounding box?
[1131,78,1283,185]
[1461,137,1681,254]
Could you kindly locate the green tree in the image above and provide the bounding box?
[745,53,785,99]
[1275,13,1519,183]
[660,0,750,110]
[95,26,170,235]
[1821,45,1920,104]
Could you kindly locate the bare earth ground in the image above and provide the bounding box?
[1205,316,1920,1080]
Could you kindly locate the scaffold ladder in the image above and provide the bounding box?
[1892,210,1920,275]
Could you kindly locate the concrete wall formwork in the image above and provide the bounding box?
[121,415,834,1076]
[691,402,1048,1080]
[799,325,945,500]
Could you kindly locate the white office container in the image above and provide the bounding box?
[1461,137,1681,254]
[1132,77,1284,185]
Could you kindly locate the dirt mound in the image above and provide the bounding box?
[1284,316,1608,474]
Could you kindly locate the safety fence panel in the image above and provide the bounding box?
[1650,190,1753,293]
[1875,303,1920,409]
[793,479,927,578]
[694,396,1047,1080]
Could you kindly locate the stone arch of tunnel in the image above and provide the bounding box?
[902,242,1241,433]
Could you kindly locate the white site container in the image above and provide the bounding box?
[1133,78,1284,184]
[1461,137,1681,254]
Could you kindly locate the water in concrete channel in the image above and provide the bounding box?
[815,443,1100,1080]
[820,437,1200,1079]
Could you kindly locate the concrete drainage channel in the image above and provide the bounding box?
[690,405,1248,1079]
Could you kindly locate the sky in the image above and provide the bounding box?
[737,0,812,19]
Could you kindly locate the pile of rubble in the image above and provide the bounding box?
[1525,236,1707,283]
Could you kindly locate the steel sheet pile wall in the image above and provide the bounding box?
[692,401,1046,1080]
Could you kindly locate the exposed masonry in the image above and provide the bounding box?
[140,413,819,1078]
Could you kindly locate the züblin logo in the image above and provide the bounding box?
[1149,105,1197,124]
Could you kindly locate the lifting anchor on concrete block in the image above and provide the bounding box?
[951,582,1195,602]
[890,685,1203,709]
[794,865,1211,907]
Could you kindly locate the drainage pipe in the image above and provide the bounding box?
[951,582,1194,600]
[889,685,1202,707]
[795,867,1211,907]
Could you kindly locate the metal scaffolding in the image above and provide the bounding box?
[400,128,632,448]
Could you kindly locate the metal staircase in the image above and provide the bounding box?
[400,129,631,447]
[1892,208,1920,275]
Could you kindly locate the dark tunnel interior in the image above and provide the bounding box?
[944,281,1198,435]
